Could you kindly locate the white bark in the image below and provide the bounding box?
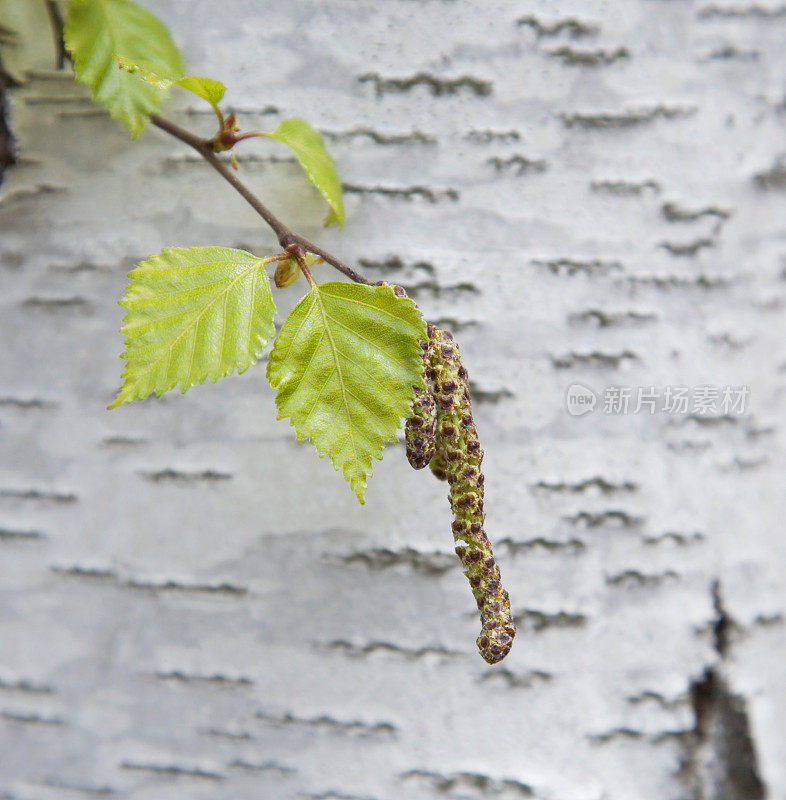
[0,1,784,798]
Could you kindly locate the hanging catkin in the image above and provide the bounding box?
[424,323,516,664]
[405,341,437,470]
[392,284,515,663]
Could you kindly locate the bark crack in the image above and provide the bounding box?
[680,581,766,800]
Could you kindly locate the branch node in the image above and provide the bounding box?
[149,113,372,286]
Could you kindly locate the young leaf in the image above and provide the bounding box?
[109,247,276,410]
[265,118,346,227]
[175,75,225,109]
[64,0,185,137]
[115,54,178,88]
[266,282,427,503]
[115,58,226,112]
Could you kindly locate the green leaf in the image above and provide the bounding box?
[109,247,276,410]
[114,54,179,87]
[265,118,346,227]
[175,75,225,109]
[266,282,427,503]
[114,56,226,113]
[64,0,185,137]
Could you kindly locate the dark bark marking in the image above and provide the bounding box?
[753,157,786,190]
[0,488,77,503]
[0,677,54,695]
[532,257,624,276]
[0,527,46,541]
[467,384,513,405]
[153,670,254,687]
[533,477,638,494]
[549,46,630,66]
[0,397,56,410]
[497,537,586,554]
[36,778,115,796]
[138,468,233,483]
[606,569,679,587]
[661,202,732,223]
[401,770,534,797]
[516,16,599,38]
[699,4,786,19]
[318,640,461,660]
[228,759,295,774]
[1,709,64,725]
[562,105,696,129]
[512,608,589,631]
[590,178,661,195]
[322,128,436,145]
[643,531,706,546]
[202,728,255,741]
[487,155,548,175]
[479,668,553,689]
[331,547,456,575]
[551,350,640,369]
[357,255,436,275]
[120,761,224,781]
[51,565,248,596]
[256,710,396,736]
[359,72,492,97]
[342,183,459,202]
[660,238,716,257]
[465,129,521,143]
[623,274,732,290]
[22,296,91,311]
[565,510,645,528]
[569,308,658,327]
[400,280,479,298]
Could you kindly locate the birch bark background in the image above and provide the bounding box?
[1,1,785,799]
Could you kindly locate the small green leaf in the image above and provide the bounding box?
[109,246,276,410]
[176,75,225,108]
[265,118,346,227]
[267,282,426,503]
[115,57,226,113]
[65,0,185,137]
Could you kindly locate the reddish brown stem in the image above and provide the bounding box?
[286,242,316,287]
[149,113,373,285]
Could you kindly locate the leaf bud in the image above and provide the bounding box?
[274,256,301,288]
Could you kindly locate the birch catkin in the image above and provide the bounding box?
[392,283,515,663]
[424,324,516,664]
[395,303,514,666]
[405,342,437,470]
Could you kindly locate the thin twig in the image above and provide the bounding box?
[149,113,374,286]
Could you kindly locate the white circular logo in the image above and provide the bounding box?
[565,384,597,417]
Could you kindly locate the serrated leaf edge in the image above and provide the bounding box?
[109,247,275,410]
[266,282,426,503]
[64,0,184,137]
